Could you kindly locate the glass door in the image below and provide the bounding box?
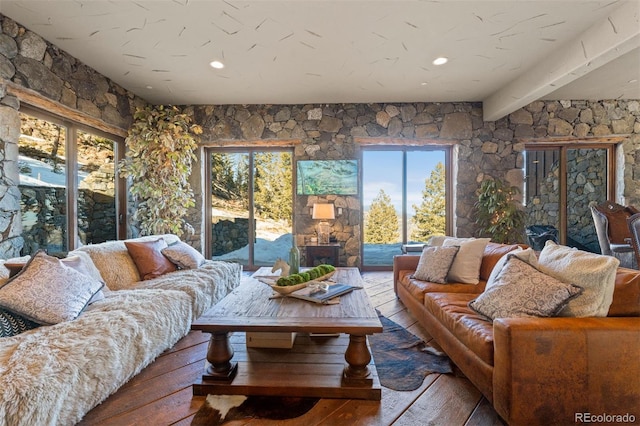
[362,148,448,268]
[207,149,293,269]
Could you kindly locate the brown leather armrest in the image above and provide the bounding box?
[493,317,640,425]
[393,255,420,294]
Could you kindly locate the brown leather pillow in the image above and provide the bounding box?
[125,239,176,280]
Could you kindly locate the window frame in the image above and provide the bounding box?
[523,138,619,245]
[359,142,453,270]
[18,105,126,252]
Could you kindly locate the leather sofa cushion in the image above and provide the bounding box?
[398,270,485,304]
[424,292,494,365]
[608,267,640,316]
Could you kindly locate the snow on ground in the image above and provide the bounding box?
[19,155,88,187]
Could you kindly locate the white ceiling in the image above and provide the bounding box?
[2,0,639,120]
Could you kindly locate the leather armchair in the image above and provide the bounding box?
[590,201,638,269]
[628,212,640,270]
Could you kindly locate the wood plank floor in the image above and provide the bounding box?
[78,272,506,426]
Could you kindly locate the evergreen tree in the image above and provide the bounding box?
[365,189,399,244]
[412,162,446,241]
[254,152,292,224]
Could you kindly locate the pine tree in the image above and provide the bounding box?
[254,152,292,224]
[412,162,446,241]
[365,189,399,244]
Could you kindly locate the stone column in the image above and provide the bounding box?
[0,82,24,257]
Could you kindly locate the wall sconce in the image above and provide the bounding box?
[312,203,335,244]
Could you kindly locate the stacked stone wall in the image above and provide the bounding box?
[192,100,639,265]
[211,218,252,256]
[1,14,145,257]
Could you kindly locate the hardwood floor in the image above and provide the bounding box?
[78,272,506,426]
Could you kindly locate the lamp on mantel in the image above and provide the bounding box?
[312,203,335,244]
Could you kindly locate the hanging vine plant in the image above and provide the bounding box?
[475,178,526,244]
[119,105,202,237]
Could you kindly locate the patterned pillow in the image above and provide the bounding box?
[412,246,460,283]
[469,255,583,321]
[162,241,205,269]
[0,251,104,325]
[125,238,177,280]
[0,308,39,337]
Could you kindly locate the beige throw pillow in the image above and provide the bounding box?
[538,241,619,317]
[442,237,491,284]
[412,246,460,283]
[469,256,583,321]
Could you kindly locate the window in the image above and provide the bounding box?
[524,142,615,252]
[361,146,452,268]
[205,148,293,270]
[18,108,125,255]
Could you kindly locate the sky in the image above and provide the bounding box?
[362,150,445,214]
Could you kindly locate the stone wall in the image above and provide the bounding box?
[0,14,145,257]
[211,217,251,256]
[192,101,639,265]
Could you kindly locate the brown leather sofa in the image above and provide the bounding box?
[393,242,640,426]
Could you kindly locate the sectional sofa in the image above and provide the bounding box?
[0,234,242,426]
[394,239,640,426]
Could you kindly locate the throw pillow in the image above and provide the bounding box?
[469,256,583,321]
[0,251,105,325]
[61,255,106,304]
[485,247,539,291]
[538,241,619,317]
[0,308,39,337]
[426,235,448,247]
[442,237,491,284]
[162,241,205,269]
[125,238,177,280]
[412,246,460,283]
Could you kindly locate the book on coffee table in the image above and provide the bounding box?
[289,283,356,304]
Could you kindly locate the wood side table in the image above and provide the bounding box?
[304,243,340,267]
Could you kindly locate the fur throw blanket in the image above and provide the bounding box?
[0,257,241,425]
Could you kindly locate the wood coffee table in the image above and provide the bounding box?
[191,267,383,400]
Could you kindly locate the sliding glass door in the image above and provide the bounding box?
[206,149,293,269]
[362,148,449,268]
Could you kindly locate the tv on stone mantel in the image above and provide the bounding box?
[296,159,358,195]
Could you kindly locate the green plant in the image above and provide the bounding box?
[475,178,526,244]
[119,105,202,237]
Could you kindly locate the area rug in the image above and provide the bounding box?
[191,394,319,425]
[368,312,452,391]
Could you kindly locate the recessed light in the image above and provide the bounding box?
[629,79,638,84]
[145,85,153,89]
[210,60,224,69]
[432,57,448,65]
[420,82,428,86]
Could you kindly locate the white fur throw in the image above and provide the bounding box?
[0,235,242,425]
[0,289,192,425]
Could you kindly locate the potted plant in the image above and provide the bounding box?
[119,105,202,237]
[475,178,526,244]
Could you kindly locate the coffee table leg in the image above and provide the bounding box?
[203,332,238,382]
[342,334,373,385]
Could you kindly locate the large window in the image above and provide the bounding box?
[361,147,451,268]
[524,142,615,252]
[18,108,124,255]
[205,148,293,270]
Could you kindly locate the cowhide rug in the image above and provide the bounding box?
[191,394,319,425]
[368,312,453,391]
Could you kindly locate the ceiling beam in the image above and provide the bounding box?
[483,1,640,122]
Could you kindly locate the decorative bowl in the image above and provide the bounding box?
[256,270,335,295]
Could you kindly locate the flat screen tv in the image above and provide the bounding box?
[296,159,358,195]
